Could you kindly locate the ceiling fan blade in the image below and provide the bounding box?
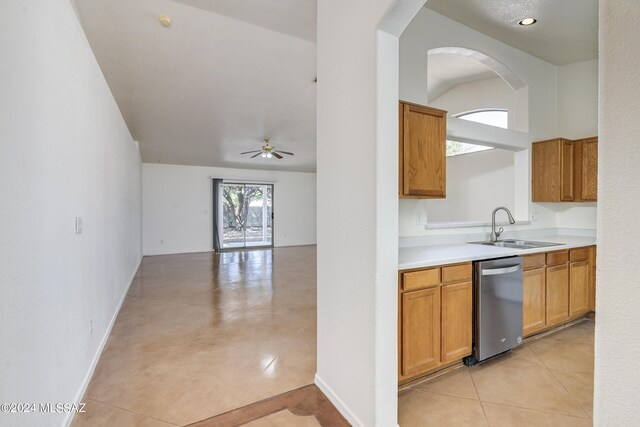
[251,152,262,158]
[241,150,262,154]
[275,150,294,156]
[272,152,283,159]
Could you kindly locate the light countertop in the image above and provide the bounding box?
[398,235,596,270]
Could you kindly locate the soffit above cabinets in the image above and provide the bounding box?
[424,0,598,65]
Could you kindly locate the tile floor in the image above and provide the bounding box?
[73,247,317,427]
[190,384,348,426]
[399,319,595,427]
[73,246,595,426]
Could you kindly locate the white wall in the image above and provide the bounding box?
[401,9,558,141]
[554,59,600,230]
[142,163,316,255]
[399,8,559,237]
[426,149,515,223]
[399,8,600,238]
[595,0,640,423]
[430,77,523,131]
[558,59,599,139]
[554,203,598,230]
[0,2,142,426]
[316,0,425,425]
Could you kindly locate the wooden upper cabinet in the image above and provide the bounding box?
[581,137,598,201]
[532,136,597,202]
[399,101,447,198]
[532,138,574,202]
[561,140,575,201]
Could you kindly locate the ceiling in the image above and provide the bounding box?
[74,0,317,172]
[428,53,498,101]
[425,0,598,65]
[173,0,316,42]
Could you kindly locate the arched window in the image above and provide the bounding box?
[456,109,508,129]
[456,108,509,129]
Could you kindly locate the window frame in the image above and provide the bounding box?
[454,108,509,130]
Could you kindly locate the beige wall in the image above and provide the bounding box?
[594,0,640,423]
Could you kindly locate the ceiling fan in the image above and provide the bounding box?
[241,138,294,160]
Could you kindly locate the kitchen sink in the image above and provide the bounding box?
[469,239,566,250]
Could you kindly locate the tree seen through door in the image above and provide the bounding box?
[221,184,273,248]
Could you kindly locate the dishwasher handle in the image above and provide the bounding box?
[481,264,522,276]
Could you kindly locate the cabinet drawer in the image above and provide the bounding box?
[442,263,472,284]
[546,250,569,266]
[523,253,546,270]
[402,268,440,291]
[570,247,590,262]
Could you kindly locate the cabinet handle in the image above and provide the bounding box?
[481,265,522,276]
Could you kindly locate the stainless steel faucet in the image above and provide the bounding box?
[490,207,516,242]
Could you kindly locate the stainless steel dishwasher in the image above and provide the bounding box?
[465,256,524,365]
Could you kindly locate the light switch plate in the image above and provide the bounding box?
[75,216,83,234]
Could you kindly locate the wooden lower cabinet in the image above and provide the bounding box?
[399,262,472,383]
[546,264,570,327]
[523,267,546,335]
[401,287,440,377]
[399,249,596,383]
[570,260,590,317]
[441,281,473,363]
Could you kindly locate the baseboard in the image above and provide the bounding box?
[273,243,317,249]
[143,249,213,256]
[63,255,142,427]
[314,374,365,427]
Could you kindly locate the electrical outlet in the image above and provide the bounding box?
[75,217,83,234]
[160,239,164,245]
[89,318,93,335]
[531,211,539,222]
[416,212,423,225]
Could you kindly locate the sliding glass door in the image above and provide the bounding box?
[220,183,273,249]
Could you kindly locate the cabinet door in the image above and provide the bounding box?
[401,287,441,377]
[523,267,546,336]
[570,260,590,317]
[581,138,598,201]
[546,264,570,326]
[400,102,446,198]
[532,139,562,202]
[561,140,575,201]
[441,281,472,363]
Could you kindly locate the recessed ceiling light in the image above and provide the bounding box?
[518,18,537,26]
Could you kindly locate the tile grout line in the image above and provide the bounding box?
[547,367,592,419]
[527,335,593,419]
[467,369,491,426]
[476,399,594,421]
[87,397,179,426]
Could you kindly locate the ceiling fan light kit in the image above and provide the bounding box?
[240,138,294,160]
